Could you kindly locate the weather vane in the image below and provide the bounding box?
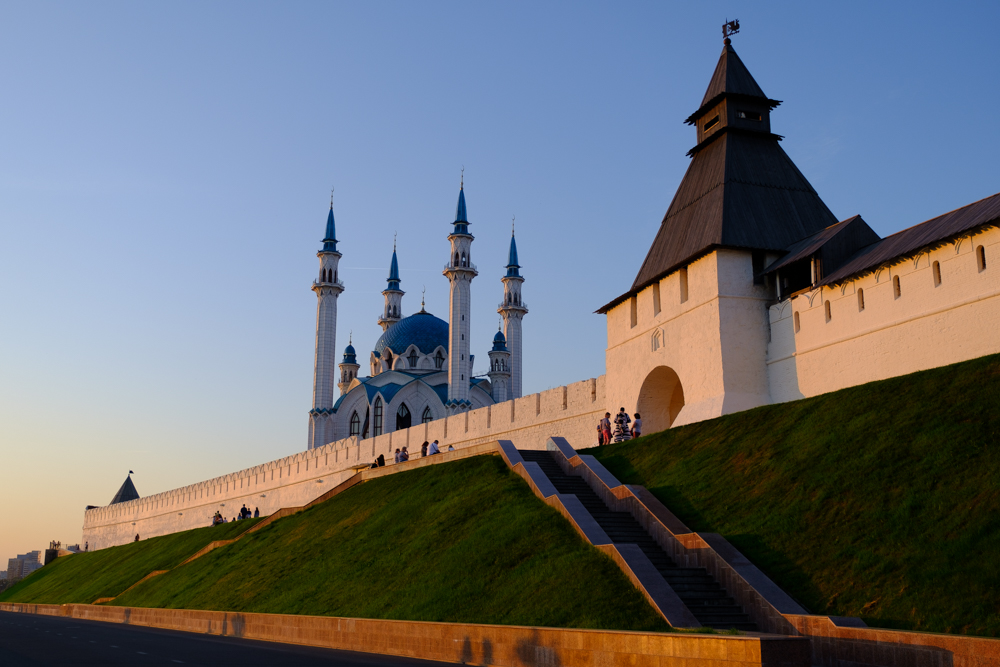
[723,19,740,44]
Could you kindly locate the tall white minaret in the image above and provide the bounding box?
[498,223,527,398]
[308,198,344,450]
[443,176,477,411]
[377,240,404,331]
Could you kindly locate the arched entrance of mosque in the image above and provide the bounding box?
[636,366,685,434]
[396,403,411,431]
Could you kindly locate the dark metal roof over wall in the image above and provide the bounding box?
[817,192,1000,287]
[109,475,139,505]
[599,44,836,313]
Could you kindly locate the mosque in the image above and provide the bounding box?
[305,182,527,450]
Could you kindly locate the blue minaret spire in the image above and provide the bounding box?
[453,169,469,235]
[506,219,520,277]
[322,193,338,252]
[379,234,405,331]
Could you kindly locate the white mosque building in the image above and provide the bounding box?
[306,182,528,450]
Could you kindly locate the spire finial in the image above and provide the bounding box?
[330,186,334,208]
[421,286,426,312]
[460,165,464,189]
[393,231,397,251]
[722,18,739,45]
[498,318,502,331]
[349,330,352,344]
[512,215,515,236]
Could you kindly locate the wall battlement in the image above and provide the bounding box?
[82,376,606,550]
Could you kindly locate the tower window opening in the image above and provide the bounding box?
[793,311,801,333]
[421,406,433,424]
[933,261,942,286]
[349,411,360,436]
[857,288,865,312]
[629,296,637,328]
[334,270,337,282]
[824,300,832,322]
[652,282,661,315]
[977,245,987,272]
[679,267,689,303]
[373,397,383,436]
[704,115,720,131]
[737,110,762,121]
[893,275,901,299]
[454,252,459,266]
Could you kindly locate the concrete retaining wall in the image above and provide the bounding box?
[0,603,810,667]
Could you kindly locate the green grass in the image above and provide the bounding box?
[0,519,258,604]
[583,353,1000,637]
[105,456,666,631]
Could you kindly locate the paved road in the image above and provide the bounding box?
[0,611,454,666]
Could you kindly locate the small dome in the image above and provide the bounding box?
[345,343,356,355]
[494,330,506,342]
[374,310,449,357]
[491,329,508,352]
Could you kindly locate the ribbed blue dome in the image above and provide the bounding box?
[343,343,357,364]
[374,310,449,357]
[492,329,508,352]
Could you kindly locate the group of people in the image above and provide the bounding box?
[386,439,454,465]
[212,504,259,526]
[597,408,642,445]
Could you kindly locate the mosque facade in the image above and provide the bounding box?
[306,184,527,450]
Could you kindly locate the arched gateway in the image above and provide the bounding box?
[636,366,685,435]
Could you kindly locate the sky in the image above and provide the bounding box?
[1,1,997,560]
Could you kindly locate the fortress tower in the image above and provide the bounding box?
[378,243,404,331]
[308,201,344,450]
[443,179,477,411]
[498,227,527,398]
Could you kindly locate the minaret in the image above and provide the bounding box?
[443,175,477,411]
[338,334,360,396]
[498,223,527,398]
[487,323,511,403]
[308,198,344,450]
[378,240,404,331]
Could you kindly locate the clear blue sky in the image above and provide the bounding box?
[1,1,997,559]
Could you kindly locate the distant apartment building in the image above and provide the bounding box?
[7,551,43,582]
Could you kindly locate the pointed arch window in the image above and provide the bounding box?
[373,397,383,436]
[408,350,419,368]
[396,403,411,431]
[434,350,445,369]
[349,411,360,436]
[422,406,433,424]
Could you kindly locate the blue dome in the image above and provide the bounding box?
[491,329,508,352]
[374,310,449,357]
[493,330,506,342]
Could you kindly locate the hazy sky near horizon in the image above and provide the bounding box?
[2,1,998,560]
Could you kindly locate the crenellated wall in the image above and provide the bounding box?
[82,376,606,550]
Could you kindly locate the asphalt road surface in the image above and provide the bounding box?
[0,611,455,666]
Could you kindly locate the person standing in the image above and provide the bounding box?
[254,507,259,518]
[612,408,632,443]
[600,412,612,446]
[631,413,642,439]
[421,441,429,457]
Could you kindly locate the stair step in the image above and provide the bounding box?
[517,449,757,632]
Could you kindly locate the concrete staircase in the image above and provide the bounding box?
[518,449,757,631]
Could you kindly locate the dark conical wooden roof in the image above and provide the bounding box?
[599,43,836,312]
[109,475,139,505]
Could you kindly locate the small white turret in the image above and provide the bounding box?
[443,176,477,412]
[498,222,527,398]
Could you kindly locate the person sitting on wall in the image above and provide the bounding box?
[447,445,454,452]
[428,440,440,455]
[400,447,409,462]
[394,448,401,464]
[421,441,429,457]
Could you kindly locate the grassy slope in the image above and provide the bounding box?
[0,519,258,604]
[584,353,1000,637]
[111,456,667,631]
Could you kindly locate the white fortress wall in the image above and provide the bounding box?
[767,225,1000,402]
[82,376,607,550]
